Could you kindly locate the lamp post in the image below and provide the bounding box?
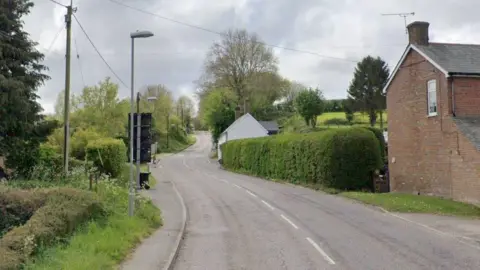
[129,30,153,217]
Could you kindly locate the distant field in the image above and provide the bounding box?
[317,111,388,123]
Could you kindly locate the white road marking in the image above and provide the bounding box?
[182,158,191,169]
[246,190,257,198]
[306,237,336,265]
[220,179,229,184]
[232,184,242,189]
[261,200,275,210]
[280,214,299,229]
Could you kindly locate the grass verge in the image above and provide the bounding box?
[341,192,480,217]
[140,163,157,187]
[158,134,196,154]
[223,168,480,218]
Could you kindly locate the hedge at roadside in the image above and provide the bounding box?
[0,187,104,270]
[363,127,387,162]
[221,127,383,190]
[86,138,127,178]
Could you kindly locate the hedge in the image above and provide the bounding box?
[362,127,386,162]
[221,127,383,190]
[0,188,104,270]
[86,138,126,178]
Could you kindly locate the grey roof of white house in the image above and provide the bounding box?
[415,43,480,75]
[258,121,279,132]
[453,117,480,151]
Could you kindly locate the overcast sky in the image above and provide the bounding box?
[26,0,480,114]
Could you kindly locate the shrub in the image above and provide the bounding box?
[363,127,386,162]
[323,118,350,126]
[86,138,126,177]
[222,127,382,190]
[0,188,104,269]
[71,128,103,160]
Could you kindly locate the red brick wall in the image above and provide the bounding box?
[387,49,480,203]
[453,78,480,116]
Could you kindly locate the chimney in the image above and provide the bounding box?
[235,105,241,120]
[407,21,430,46]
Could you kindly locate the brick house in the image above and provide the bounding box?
[386,21,480,204]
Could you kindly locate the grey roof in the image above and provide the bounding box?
[415,43,480,74]
[258,121,279,132]
[453,117,480,150]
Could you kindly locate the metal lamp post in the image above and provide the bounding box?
[129,30,153,217]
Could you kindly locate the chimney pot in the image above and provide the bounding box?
[407,21,430,46]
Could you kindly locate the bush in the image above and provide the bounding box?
[0,188,104,270]
[363,127,386,162]
[222,127,382,190]
[86,138,126,178]
[323,118,350,126]
[71,128,103,160]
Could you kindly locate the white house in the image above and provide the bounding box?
[217,113,279,161]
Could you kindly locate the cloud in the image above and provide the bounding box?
[24,0,480,113]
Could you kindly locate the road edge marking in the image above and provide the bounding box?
[246,190,257,198]
[232,183,242,189]
[280,214,299,229]
[306,237,336,265]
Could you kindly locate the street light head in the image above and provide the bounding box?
[147,96,157,101]
[130,30,154,39]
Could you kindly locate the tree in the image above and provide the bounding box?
[0,0,52,175]
[347,56,390,127]
[343,98,355,124]
[176,95,194,130]
[202,29,278,113]
[294,88,325,128]
[201,88,237,143]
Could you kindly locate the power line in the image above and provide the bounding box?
[105,0,359,63]
[48,0,68,8]
[72,13,129,88]
[74,37,86,88]
[45,25,64,57]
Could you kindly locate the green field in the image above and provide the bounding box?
[317,111,388,123]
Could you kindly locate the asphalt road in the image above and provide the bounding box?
[163,132,480,270]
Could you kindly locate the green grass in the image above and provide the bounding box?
[317,111,387,129]
[158,135,196,154]
[24,202,161,269]
[341,192,480,217]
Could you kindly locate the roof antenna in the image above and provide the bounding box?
[381,12,415,35]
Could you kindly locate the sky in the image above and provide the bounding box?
[25,0,480,114]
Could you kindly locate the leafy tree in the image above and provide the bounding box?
[176,95,194,130]
[294,88,325,128]
[0,0,54,175]
[201,29,278,113]
[201,88,237,143]
[343,98,355,124]
[347,55,389,127]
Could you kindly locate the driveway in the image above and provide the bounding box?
[151,132,480,270]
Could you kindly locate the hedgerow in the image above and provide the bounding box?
[221,127,383,190]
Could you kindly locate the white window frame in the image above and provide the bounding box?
[427,79,438,116]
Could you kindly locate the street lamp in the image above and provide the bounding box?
[129,30,153,217]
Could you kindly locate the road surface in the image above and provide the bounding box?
[160,132,480,270]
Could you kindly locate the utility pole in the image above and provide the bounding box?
[381,12,415,41]
[63,1,75,175]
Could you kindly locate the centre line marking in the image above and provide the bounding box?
[220,179,228,184]
[261,200,275,210]
[232,184,242,189]
[246,190,257,198]
[280,214,299,229]
[306,237,336,265]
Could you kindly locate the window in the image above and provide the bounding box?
[427,80,437,116]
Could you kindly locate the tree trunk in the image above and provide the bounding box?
[379,111,384,130]
[369,110,377,127]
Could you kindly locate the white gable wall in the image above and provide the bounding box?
[217,114,268,160]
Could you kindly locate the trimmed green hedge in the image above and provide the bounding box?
[362,127,386,162]
[221,127,383,190]
[86,138,126,178]
[0,188,104,270]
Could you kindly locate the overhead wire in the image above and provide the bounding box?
[48,0,68,8]
[73,36,86,89]
[72,13,129,88]
[105,0,360,63]
[44,25,65,57]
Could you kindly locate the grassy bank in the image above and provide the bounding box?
[341,192,480,217]
[4,168,162,269]
[158,134,196,154]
